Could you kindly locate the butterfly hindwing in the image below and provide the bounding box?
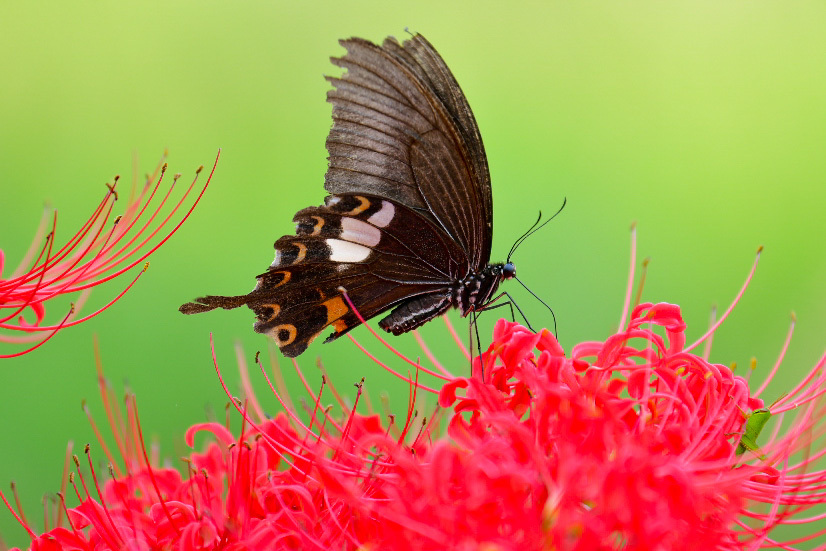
[242,193,466,357]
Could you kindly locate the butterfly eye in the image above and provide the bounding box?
[503,263,516,279]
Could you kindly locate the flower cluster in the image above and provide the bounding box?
[4,297,825,549]
[3,211,824,548]
[0,151,219,357]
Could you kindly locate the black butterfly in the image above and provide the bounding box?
[180,33,516,357]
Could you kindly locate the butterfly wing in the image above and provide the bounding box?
[325,34,493,269]
[181,34,494,357]
[182,194,467,357]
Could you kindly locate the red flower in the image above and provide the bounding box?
[0,152,219,357]
[3,235,826,549]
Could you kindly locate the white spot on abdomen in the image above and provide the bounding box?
[327,239,371,262]
[367,200,395,228]
[341,217,381,247]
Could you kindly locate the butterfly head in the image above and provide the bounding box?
[503,262,516,280]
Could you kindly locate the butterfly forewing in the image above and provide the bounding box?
[382,35,493,262]
[325,36,492,267]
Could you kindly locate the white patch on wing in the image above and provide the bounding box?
[270,249,282,267]
[327,239,371,262]
[341,217,381,247]
[367,200,395,228]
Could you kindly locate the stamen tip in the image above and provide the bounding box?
[105,181,119,200]
[756,245,764,255]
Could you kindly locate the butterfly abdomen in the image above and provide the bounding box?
[377,263,507,336]
[378,292,452,335]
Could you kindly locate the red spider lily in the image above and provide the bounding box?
[2,230,826,550]
[0,151,219,358]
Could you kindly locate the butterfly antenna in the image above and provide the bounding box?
[507,212,543,262]
[514,276,558,339]
[507,197,567,263]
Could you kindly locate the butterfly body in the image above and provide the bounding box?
[379,261,514,336]
[181,34,510,358]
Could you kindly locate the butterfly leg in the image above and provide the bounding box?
[475,297,516,324]
[478,292,534,332]
[468,309,487,379]
[468,293,525,378]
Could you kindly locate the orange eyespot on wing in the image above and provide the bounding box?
[271,324,298,347]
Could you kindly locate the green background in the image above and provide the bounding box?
[2,1,825,546]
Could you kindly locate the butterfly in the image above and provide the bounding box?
[180,33,516,357]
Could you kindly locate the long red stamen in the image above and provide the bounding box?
[753,313,796,399]
[0,303,74,358]
[0,487,37,539]
[83,445,124,547]
[132,397,180,538]
[1,151,219,355]
[685,246,762,354]
[441,314,470,360]
[339,289,449,382]
[70,460,120,550]
[618,222,637,331]
[412,328,453,377]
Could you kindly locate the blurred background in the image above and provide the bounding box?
[1,1,825,546]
